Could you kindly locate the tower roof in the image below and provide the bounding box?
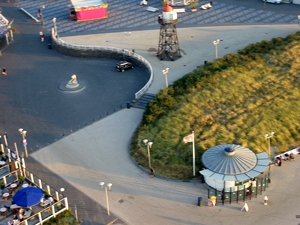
[163,2,173,12]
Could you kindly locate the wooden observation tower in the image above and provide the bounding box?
[156,2,181,61]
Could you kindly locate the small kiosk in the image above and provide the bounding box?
[69,0,108,21]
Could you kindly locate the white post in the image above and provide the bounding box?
[10,30,13,42]
[38,212,42,223]
[147,145,151,168]
[55,191,59,201]
[162,68,169,88]
[22,158,26,168]
[105,187,110,215]
[7,148,11,162]
[4,134,8,147]
[51,205,55,217]
[30,173,34,183]
[5,33,9,45]
[192,130,195,176]
[47,185,51,195]
[65,197,69,210]
[213,39,220,59]
[38,179,42,189]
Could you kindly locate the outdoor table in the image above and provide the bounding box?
[0,207,7,212]
[22,183,28,188]
[10,183,17,188]
[0,161,6,166]
[10,204,20,209]
[10,204,20,210]
[2,193,9,198]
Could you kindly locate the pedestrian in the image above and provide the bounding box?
[150,167,155,178]
[2,67,7,75]
[278,155,283,166]
[221,190,225,205]
[39,31,45,42]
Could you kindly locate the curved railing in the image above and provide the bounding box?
[51,29,153,100]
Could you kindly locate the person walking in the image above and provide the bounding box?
[278,155,283,166]
[39,31,45,42]
[150,167,155,178]
[2,67,7,75]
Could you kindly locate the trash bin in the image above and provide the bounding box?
[48,43,52,49]
[198,197,202,207]
[127,101,131,109]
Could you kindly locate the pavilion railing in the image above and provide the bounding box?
[207,172,270,205]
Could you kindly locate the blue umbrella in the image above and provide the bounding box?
[13,187,43,207]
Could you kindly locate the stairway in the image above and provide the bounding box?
[132,93,155,110]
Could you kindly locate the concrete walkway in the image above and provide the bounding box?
[31,24,300,225]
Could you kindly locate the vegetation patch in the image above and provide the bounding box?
[131,32,300,179]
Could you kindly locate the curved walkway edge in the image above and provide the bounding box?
[51,29,153,100]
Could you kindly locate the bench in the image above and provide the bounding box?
[274,148,299,162]
[173,8,186,13]
[146,7,158,12]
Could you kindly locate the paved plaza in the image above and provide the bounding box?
[1,0,300,224]
[16,0,300,34]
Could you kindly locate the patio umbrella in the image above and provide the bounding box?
[13,187,43,207]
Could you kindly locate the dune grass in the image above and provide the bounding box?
[130,32,300,179]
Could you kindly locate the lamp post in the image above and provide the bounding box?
[19,128,28,157]
[40,5,45,26]
[213,39,220,59]
[162,68,169,88]
[264,132,274,170]
[99,182,112,215]
[143,139,153,168]
[53,17,57,37]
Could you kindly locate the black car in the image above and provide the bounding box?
[116,61,134,72]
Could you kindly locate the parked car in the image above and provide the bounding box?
[263,0,282,4]
[116,61,134,72]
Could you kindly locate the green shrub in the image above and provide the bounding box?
[132,31,300,179]
[58,217,75,225]
[50,217,57,223]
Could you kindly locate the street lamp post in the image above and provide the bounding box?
[143,139,153,168]
[264,132,274,169]
[213,39,220,59]
[40,5,45,26]
[19,128,28,157]
[53,17,57,37]
[162,68,169,88]
[99,182,112,215]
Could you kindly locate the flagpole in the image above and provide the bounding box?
[192,130,195,176]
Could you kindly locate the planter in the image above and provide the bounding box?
[191,8,197,12]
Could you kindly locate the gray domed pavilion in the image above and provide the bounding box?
[200,144,269,191]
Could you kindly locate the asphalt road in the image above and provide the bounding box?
[0,3,148,152]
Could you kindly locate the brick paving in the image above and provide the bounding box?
[16,0,299,34]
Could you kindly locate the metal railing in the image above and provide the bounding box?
[207,173,270,205]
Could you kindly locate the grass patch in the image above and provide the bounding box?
[131,31,300,179]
